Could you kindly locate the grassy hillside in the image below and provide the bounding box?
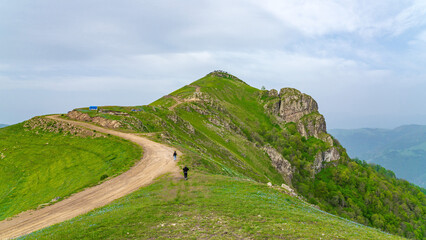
[0,117,141,221]
[70,72,425,239]
[20,173,402,240]
[329,125,426,188]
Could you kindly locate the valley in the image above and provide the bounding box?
[330,126,426,188]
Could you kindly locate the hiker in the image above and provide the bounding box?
[183,166,189,180]
[173,151,177,161]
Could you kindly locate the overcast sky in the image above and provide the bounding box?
[1,0,426,129]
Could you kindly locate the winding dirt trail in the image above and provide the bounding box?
[168,85,202,110]
[0,115,180,239]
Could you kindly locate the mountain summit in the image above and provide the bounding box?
[65,72,425,238]
[3,72,422,239]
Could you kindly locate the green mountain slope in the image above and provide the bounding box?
[329,125,426,188]
[65,71,425,239]
[21,173,402,240]
[0,117,141,221]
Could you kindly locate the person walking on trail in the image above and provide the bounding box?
[173,151,177,161]
[183,166,189,180]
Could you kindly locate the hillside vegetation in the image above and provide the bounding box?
[330,126,426,188]
[0,117,141,221]
[67,71,425,239]
[21,173,402,240]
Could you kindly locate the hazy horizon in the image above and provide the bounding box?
[1,1,426,129]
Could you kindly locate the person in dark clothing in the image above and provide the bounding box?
[183,166,189,180]
[173,151,177,161]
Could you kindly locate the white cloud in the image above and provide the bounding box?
[254,0,360,36]
[252,0,426,38]
[1,1,426,127]
[387,0,426,36]
[413,30,426,42]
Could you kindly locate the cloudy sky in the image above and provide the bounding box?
[1,0,426,129]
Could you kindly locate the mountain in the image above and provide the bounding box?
[0,124,8,128]
[1,71,424,239]
[61,71,424,239]
[329,125,426,188]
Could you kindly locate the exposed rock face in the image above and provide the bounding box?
[313,147,340,174]
[264,99,281,116]
[98,109,130,116]
[167,113,195,134]
[124,117,146,131]
[263,87,340,174]
[281,183,297,197]
[209,70,243,82]
[263,145,294,184]
[265,88,328,140]
[67,110,122,129]
[268,89,278,97]
[24,117,104,138]
[322,135,334,146]
[297,113,326,139]
[278,88,318,123]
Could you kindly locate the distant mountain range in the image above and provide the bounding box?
[0,124,8,128]
[330,125,426,188]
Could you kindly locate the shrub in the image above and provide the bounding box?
[100,174,108,181]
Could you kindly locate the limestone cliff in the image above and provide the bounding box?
[264,88,329,139]
[263,145,294,185]
[264,87,340,174]
[313,147,340,174]
[277,88,319,123]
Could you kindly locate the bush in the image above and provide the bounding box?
[100,174,108,181]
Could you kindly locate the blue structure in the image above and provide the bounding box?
[89,106,98,110]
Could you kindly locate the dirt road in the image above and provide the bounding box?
[0,115,179,239]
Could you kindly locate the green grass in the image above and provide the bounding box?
[150,74,287,183]
[150,97,177,108]
[20,173,402,240]
[169,85,197,98]
[66,73,425,238]
[0,121,141,221]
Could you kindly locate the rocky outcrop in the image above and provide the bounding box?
[67,110,122,129]
[297,113,326,139]
[281,183,297,197]
[321,135,334,146]
[277,88,318,123]
[265,88,328,140]
[263,87,340,175]
[209,70,244,83]
[313,147,340,174]
[167,113,195,134]
[123,117,146,131]
[24,117,104,138]
[98,109,130,116]
[268,89,278,97]
[263,145,294,184]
